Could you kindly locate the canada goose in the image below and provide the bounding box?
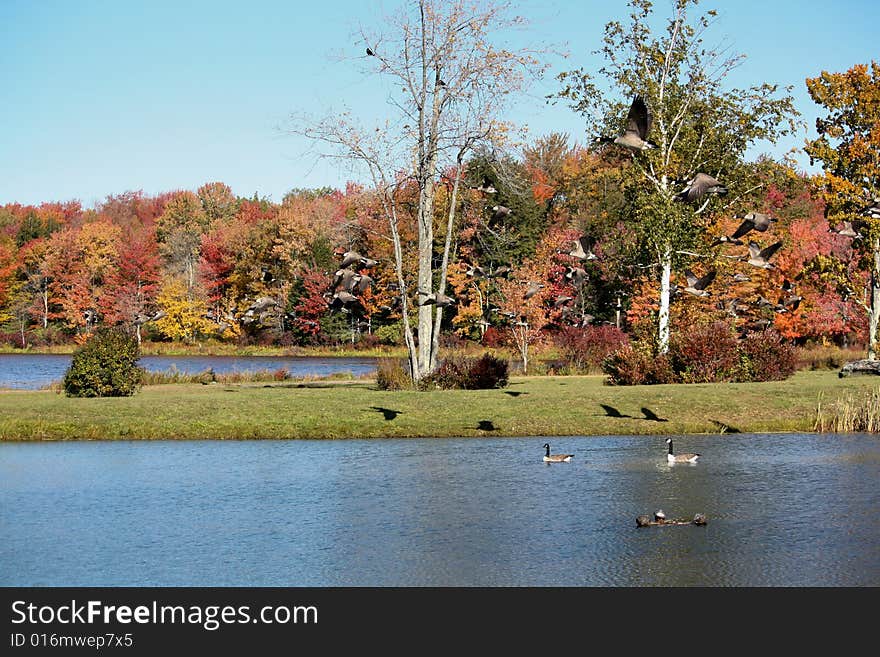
[353,274,374,294]
[543,443,574,463]
[339,250,365,268]
[746,240,783,269]
[860,197,880,219]
[565,266,588,286]
[731,212,777,240]
[331,268,359,292]
[418,291,456,307]
[523,281,545,300]
[830,220,864,239]
[565,236,598,261]
[489,265,511,278]
[732,272,751,283]
[465,264,487,278]
[710,234,744,247]
[596,95,656,151]
[553,295,574,307]
[666,438,700,464]
[674,173,728,203]
[366,47,375,56]
[682,269,716,297]
[474,178,497,194]
[491,205,512,221]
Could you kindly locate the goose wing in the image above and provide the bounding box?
[731,216,756,239]
[759,241,783,260]
[684,269,699,288]
[626,95,651,140]
[696,270,716,290]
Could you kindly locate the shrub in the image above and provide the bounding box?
[669,321,740,383]
[375,358,412,390]
[62,328,143,397]
[481,327,504,348]
[738,330,797,382]
[375,322,403,346]
[556,325,629,372]
[425,353,509,390]
[602,343,675,386]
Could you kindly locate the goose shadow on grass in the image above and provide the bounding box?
[710,419,741,434]
[476,420,498,431]
[504,390,527,397]
[369,406,402,421]
[640,407,668,422]
[599,403,631,418]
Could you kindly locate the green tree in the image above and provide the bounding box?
[804,61,880,359]
[555,0,797,352]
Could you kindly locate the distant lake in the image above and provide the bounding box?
[0,354,379,389]
[1,433,878,586]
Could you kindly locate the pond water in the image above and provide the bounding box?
[0,354,378,389]
[1,433,878,586]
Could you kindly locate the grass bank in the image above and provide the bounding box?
[1,371,878,441]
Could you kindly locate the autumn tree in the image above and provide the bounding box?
[295,0,546,381]
[804,61,880,358]
[555,0,797,353]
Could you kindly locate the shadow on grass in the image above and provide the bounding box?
[504,391,527,397]
[600,403,631,418]
[369,406,402,421]
[476,420,498,431]
[641,407,668,422]
[710,419,741,434]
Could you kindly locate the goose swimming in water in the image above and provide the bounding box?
[543,443,574,463]
[666,438,699,464]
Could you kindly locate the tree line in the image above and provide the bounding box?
[0,0,876,375]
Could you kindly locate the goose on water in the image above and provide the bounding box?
[666,438,699,464]
[543,443,574,463]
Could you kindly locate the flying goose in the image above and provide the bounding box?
[596,95,656,151]
[553,295,574,307]
[666,438,700,464]
[745,240,783,269]
[489,265,511,278]
[829,220,865,239]
[543,443,574,463]
[465,264,487,278]
[565,266,588,286]
[523,281,545,300]
[417,291,456,307]
[491,205,512,221]
[474,177,497,194]
[339,250,366,268]
[674,173,728,203]
[682,269,716,297]
[730,212,777,239]
[859,197,880,219]
[565,236,598,261]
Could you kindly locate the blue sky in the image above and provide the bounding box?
[1,0,877,208]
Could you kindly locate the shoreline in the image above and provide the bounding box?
[1,371,877,441]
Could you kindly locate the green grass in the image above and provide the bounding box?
[1,370,879,441]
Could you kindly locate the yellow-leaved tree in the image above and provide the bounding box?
[154,277,213,343]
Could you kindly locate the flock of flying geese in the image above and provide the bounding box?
[324,92,880,334]
[543,437,699,464]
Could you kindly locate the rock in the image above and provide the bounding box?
[636,514,652,527]
[839,360,880,378]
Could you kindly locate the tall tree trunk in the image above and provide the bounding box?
[416,177,436,378]
[429,162,463,372]
[42,282,48,329]
[657,248,672,354]
[869,240,880,361]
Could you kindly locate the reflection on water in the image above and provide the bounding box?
[0,433,878,586]
[0,354,378,389]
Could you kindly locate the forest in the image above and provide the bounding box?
[0,0,877,386]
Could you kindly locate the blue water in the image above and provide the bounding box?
[1,434,878,586]
[0,354,378,389]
